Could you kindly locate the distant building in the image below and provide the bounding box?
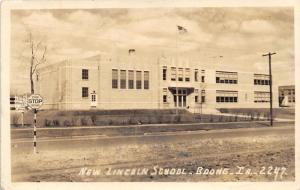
[278,85,295,107]
[35,50,279,112]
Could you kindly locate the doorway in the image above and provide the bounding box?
[173,89,187,108]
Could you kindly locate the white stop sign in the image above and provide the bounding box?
[27,94,43,109]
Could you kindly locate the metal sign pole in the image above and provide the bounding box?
[21,111,24,128]
[33,109,37,154]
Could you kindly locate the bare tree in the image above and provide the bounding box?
[28,33,47,94]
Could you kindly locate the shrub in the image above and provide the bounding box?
[218,116,223,122]
[63,120,72,126]
[81,117,93,126]
[11,114,20,125]
[72,117,82,126]
[45,119,53,127]
[209,114,213,122]
[53,119,60,126]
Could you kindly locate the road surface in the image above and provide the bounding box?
[11,123,295,182]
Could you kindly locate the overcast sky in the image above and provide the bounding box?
[10,8,294,94]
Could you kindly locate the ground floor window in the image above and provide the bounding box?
[195,95,198,103]
[82,87,89,98]
[216,90,238,103]
[254,91,270,103]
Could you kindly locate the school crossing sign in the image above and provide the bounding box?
[27,94,43,109]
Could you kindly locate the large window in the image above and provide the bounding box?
[163,88,168,103]
[82,69,89,80]
[194,69,198,82]
[128,70,134,89]
[178,68,183,81]
[254,74,270,85]
[216,71,238,84]
[163,67,167,81]
[82,87,89,98]
[185,68,190,82]
[144,71,149,89]
[112,69,118,89]
[216,90,238,103]
[136,71,142,89]
[171,67,176,81]
[201,90,206,103]
[254,91,270,103]
[120,70,126,89]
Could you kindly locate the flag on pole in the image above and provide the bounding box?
[177,25,187,34]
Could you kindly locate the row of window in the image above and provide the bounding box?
[254,91,270,103]
[163,67,205,82]
[112,69,149,90]
[216,71,238,84]
[216,90,238,103]
[254,74,270,86]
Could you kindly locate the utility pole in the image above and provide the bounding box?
[262,52,276,126]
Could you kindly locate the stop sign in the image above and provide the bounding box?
[27,94,43,109]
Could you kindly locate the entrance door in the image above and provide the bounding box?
[173,89,187,108]
[91,92,97,107]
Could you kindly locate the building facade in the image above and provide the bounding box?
[35,51,279,112]
[278,85,295,107]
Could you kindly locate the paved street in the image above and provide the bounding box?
[11,122,295,182]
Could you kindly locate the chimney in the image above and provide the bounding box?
[128,49,135,55]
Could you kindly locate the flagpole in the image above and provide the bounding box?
[175,27,178,115]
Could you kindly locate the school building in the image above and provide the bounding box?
[35,50,279,112]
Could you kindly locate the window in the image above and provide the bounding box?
[178,68,183,81]
[112,69,118,89]
[185,68,190,82]
[216,90,238,103]
[194,69,198,82]
[128,70,134,89]
[195,96,199,103]
[163,67,167,81]
[163,88,168,103]
[201,76,205,83]
[254,91,270,103]
[216,71,238,84]
[201,90,205,103]
[82,87,89,98]
[136,71,142,89]
[36,74,39,81]
[82,69,89,80]
[120,70,126,89]
[254,74,270,86]
[170,67,176,81]
[144,71,149,89]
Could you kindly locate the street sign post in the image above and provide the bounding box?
[27,94,43,109]
[27,94,43,154]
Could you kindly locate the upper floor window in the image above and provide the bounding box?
[163,67,167,81]
[120,70,126,89]
[136,71,142,89]
[144,71,149,89]
[216,71,238,84]
[178,68,183,81]
[194,69,198,82]
[254,74,270,85]
[171,67,176,81]
[82,87,89,98]
[82,69,89,80]
[112,69,118,89]
[128,70,134,89]
[185,68,190,82]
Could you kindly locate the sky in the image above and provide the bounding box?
[10,7,294,94]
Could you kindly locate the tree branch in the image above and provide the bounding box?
[32,46,47,74]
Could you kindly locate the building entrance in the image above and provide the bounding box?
[173,89,187,108]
